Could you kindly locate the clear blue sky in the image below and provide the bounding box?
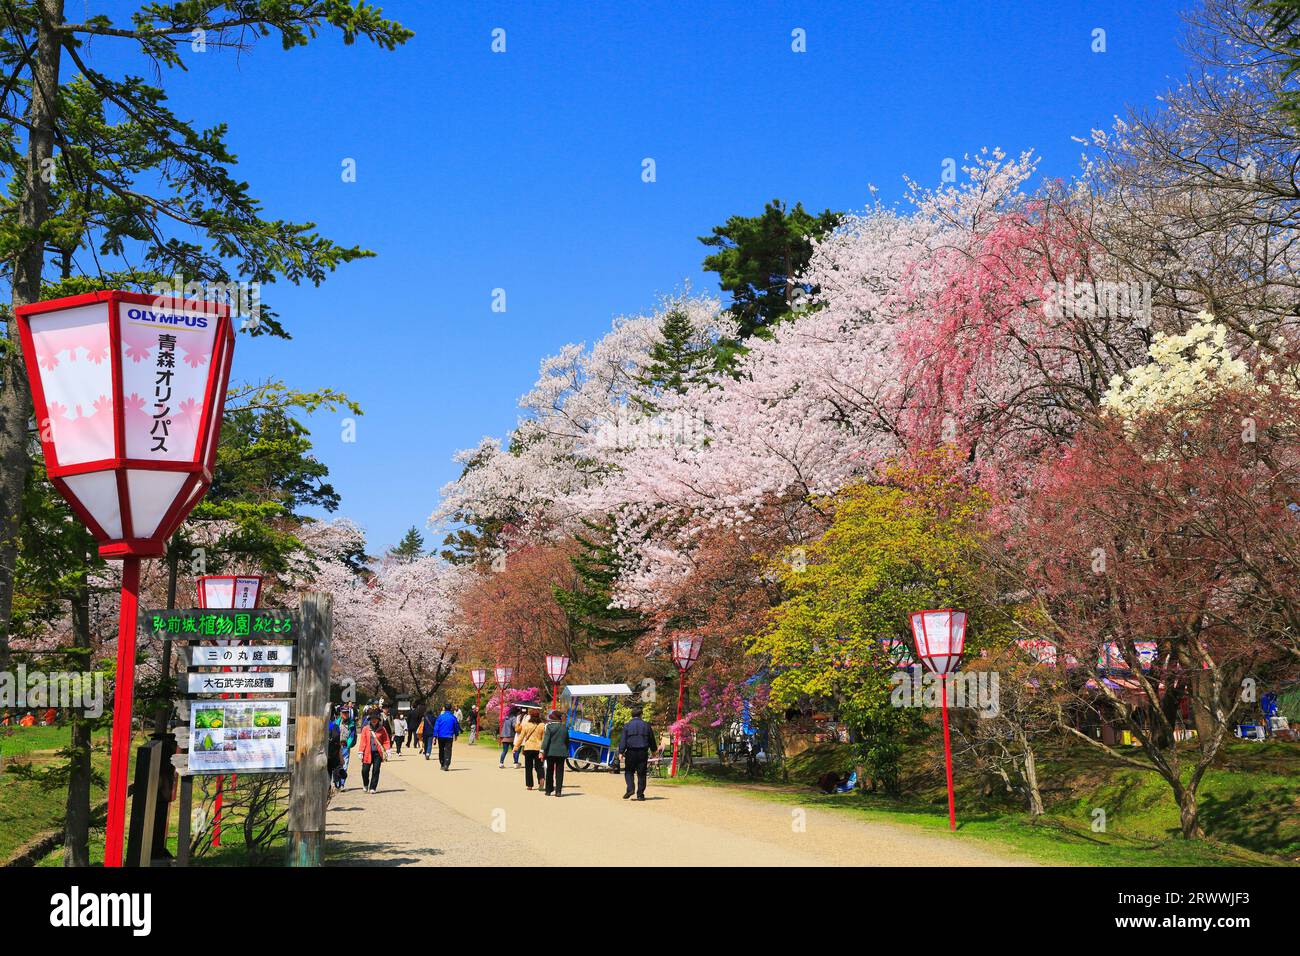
[92,0,1194,551]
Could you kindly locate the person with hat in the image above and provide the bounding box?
[619,705,658,801]
[357,711,391,794]
[540,709,570,797]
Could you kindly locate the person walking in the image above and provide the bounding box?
[541,709,570,797]
[406,708,421,750]
[338,707,356,790]
[419,708,438,760]
[619,705,658,801]
[392,713,408,755]
[515,708,547,791]
[468,705,480,745]
[433,704,461,770]
[499,707,520,768]
[511,708,532,766]
[357,712,391,794]
[327,710,343,789]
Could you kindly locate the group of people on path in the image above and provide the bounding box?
[327,698,660,802]
[498,705,570,795]
[327,701,464,793]
[498,702,658,800]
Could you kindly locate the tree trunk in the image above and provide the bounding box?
[63,561,92,867]
[1022,741,1045,818]
[0,0,65,660]
[1178,786,1203,839]
[153,544,181,734]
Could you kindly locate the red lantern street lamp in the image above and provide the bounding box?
[544,655,570,710]
[669,635,702,777]
[909,609,968,832]
[16,291,234,868]
[195,574,263,609]
[494,665,513,737]
[470,667,487,736]
[195,575,263,848]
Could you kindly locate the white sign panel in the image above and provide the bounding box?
[186,644,294,668]
[118,301,219,462]
[187,671,292,694]
[201,576,261,608]
[188,700,290,772]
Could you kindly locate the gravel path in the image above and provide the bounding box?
[325,738,1034,867]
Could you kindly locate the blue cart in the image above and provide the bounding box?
[561,683,635,772]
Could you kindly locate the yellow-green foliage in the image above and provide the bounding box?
[753,470,993,722]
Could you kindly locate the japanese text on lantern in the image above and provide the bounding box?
[151,333,176,452]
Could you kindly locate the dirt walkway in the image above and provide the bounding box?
[325,737,1034,867]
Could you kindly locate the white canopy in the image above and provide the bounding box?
[561,683,634,699]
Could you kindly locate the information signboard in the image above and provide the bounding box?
[184,643,295,668]
[141,608,295,639]
[186,671,293,694]
[188,699,291,772]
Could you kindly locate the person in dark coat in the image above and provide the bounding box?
[618,705,658,800]
[540,709,570,796]
[419,709,438,760]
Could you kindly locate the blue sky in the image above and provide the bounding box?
[86,0,1194,551]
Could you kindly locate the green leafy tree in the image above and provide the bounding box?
[1254,0,1300,123]
[752,468,998,793]
[0,0,413,659]
[699,199,842,339]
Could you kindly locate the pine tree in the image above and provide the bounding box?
[390,526,426,562]
[634,309,719,413]
[553,519,648,651]
[699,199,843,339]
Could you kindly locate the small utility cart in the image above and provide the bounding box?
[560,683,635,772]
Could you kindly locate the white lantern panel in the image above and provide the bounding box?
[62,470,122,538]
[29,305,115,466]
[202,338,232,468]
[202,577,235,607]
[916,611,954,656]
[126,469,188,539]
[950,612,967,656]
[118,302,218,462]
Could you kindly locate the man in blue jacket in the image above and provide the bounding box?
[433,704,461,770]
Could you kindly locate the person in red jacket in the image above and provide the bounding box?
[357,712,391,794]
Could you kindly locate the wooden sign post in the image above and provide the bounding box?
[138,599,332,866]
[288,593,332,867]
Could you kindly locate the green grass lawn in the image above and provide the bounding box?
[0,724,76,758]
[663,738,1299,867]
[0,724,117,862]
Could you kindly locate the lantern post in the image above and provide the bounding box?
[669,635,702,777]
[470,667,487,736]
[909,609,968,832]
[15,291,235,866]
[544,654,569,710]
[494,665,513,738]
[195,575,263,848]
